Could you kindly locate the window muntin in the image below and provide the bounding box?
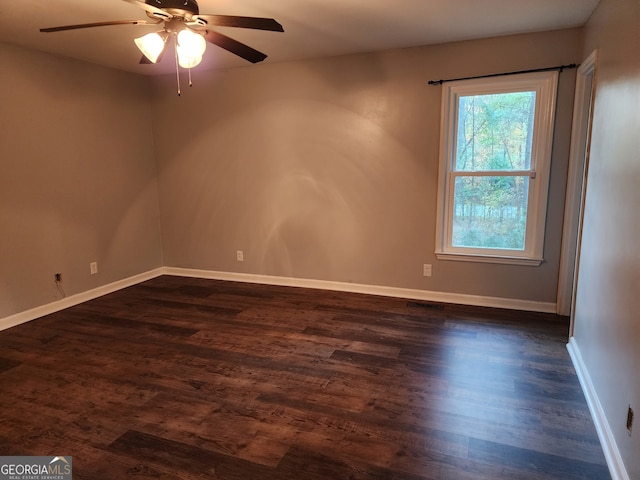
[435,72,558,265]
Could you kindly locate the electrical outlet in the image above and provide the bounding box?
[236,250,244,262]
[423,264,432,277]
[627,405,634,435]
[90,262,98,275]
[54,273,62,282]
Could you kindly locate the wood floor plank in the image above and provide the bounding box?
[0,276,610,479]
[468,438,610,479]
[0,356,21,373]
[109,430,277,480]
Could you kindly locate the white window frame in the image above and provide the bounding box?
[435,71,558,266]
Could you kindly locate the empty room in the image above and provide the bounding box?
[0,0,637,479]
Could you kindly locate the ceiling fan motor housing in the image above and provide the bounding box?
[145,0,199,17]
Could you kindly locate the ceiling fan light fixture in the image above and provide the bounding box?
[134,32,166,63]
[177,48,203,68]
[177,29,206,58]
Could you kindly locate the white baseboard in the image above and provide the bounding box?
[0,268,164,332]
[567,338,629,480]
[163,267,557,313]
[0,266,557,333]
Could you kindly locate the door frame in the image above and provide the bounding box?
[556,50,599,328]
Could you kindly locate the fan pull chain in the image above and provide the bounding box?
[174,41,181,96]
[188,68,193,87]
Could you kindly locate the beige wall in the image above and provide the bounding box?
[0,43,163,319]
[151,28,582,303]
[0,28,585,320]
[3,17,637,473]
[575,0,640,477]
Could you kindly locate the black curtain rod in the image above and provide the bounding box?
[427,63,578,85]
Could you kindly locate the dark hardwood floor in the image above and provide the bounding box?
[0,275,610,479]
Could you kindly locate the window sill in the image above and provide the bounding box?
[435,251,543,266]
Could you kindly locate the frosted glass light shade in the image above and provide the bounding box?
[134,32,166,63]
[177,48,203,68]
[177,29,206,68]
[177,29,206,58]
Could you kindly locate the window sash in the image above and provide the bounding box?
[446,173,531,252]
[454,90,537,173]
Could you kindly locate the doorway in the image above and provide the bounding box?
[556,50,598,332]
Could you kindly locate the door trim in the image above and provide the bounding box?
[557,50,598,326]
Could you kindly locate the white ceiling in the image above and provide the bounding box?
[0,0,599,75]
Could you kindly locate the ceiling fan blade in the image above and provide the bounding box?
[194,15,283,32]
[121,0,173,20]
[40,19,159,33]
[203,30,268,63]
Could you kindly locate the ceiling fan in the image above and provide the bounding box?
[40,0,284,75]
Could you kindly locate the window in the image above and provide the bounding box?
[435,72,558,266]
